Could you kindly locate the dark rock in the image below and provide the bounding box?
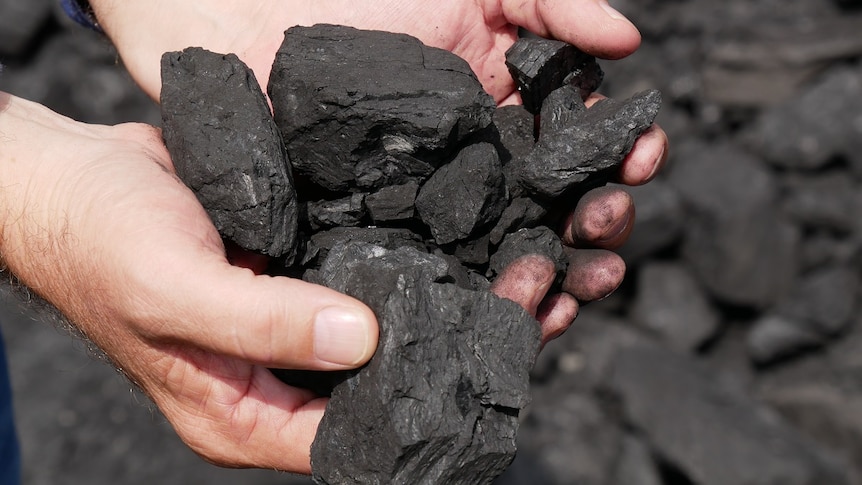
[607,344,853,485]
[365,181,419,223]
[268,24,495,192]
[747,266,860,364]
[306,194,366,230]
[311,245,541,484]
[300,226,427,268]
[669,141,799,308]
[746,64,862,170]
[488,197,549,246]
[629,261,720,353]
[514,87,662,199]
[780,171,862,234]
[160,47,298,258]
[492,105,535,166]
[610,434,663,485]
[487,227,566,278]
[0,0,52,56]
[505,37,604,114]
[415,143,508,245]
[618,179,685,264]
[449,233,492,267]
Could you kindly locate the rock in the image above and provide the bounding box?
[300,226,428,268]
[0,0,52,56]
[607,344,854,485]
[491,105,535,166]
[365,181,419,223]
[160,47,298,258]
[780,171,862,234]
[488,197,549,246]
[311,245,542,484]
[630,261,721,353]
[618,179,685,264]
[610,434,663,485]
[746,64,862,170]
[268,24,495,192]
[747,266,861,364]
[505,37,604,114]
[415,143,508,245]
[306,194,366,230]
[669,141,799,308]
[514,86,662,199]
[487,227,566,278]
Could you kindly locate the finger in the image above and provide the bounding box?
[584,94,669,186]
[129,243,379,371]
[490,254,557,316]
[562,186,635,250]
[500,0,641,59]
[536,292,579,345]
[617,123,669,186]
[561,248,626,302]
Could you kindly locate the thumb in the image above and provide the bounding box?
[133,249,379,371]
[502,0,641,59]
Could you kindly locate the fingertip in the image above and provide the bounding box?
[562,248,626,302]
[537,293,579,345]
[618,123,669,186]
[313,304,379,368]
[567,186,635,250]
[490,254,558,315]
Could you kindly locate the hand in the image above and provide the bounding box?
[0,92,377,473]
[76,0,667,472]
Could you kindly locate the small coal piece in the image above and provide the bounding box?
[268,24,496,192]
[310,244,542,485]
[415,143,508,245]
[306,194,366,231]
[488,226,567,278]
[515,86,662,199]
[160,47,298,258]
[365,181,419,223]
[505,37,604,114]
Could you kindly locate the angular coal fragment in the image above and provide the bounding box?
[306,194,366,231]
[160,47,298,258]
[488,197,549,246]
[300,226,428,268]
[415,143,508,245]
[514,86,662,199]
[365,181,419,223]
[505,37,604,114]
[492,105,536,165]
[268,24,495,192]
[488,226,567,278]
[311,245,542,484]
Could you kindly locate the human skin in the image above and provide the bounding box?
[0,0,669,475]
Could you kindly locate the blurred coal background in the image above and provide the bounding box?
[2,0,862,484]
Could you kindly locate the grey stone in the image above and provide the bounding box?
[608,344,853,485]
[416,143,508,245]
[268,24,495,192]
[160,47,298,258]
[514,87,661,199]
[630,261,721,353]
[505,37,604,114]
[488,197,549,246]
[365,182,419,223]
[311,245,541,484]
[492,105,535,166]
[300,227,427,268]
[306,194,366,231]
[618,179,685,264]
[487,227,566,278]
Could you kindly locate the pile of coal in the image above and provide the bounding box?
[159,23,661,484]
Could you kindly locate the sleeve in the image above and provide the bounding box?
[59,0,104,33]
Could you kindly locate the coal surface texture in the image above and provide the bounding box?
[160,47,298,258]
[505,37,604,114]
[268,24,496,193]
[515,86,662,199]
[310,243,542,485]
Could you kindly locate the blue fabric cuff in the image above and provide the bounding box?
[59,0,103,33]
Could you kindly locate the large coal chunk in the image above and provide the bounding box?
[415,143,508,245]
[311,245,541,484]
[514,86,662,199]
[505,37,604,114]
[160,47,298,258]
[268,24,496,192]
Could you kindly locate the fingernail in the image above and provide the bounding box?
[600,1,625,20]
[597,210,632,246]
[314,307,372,366]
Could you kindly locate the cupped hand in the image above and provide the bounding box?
[0,93,377,473]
